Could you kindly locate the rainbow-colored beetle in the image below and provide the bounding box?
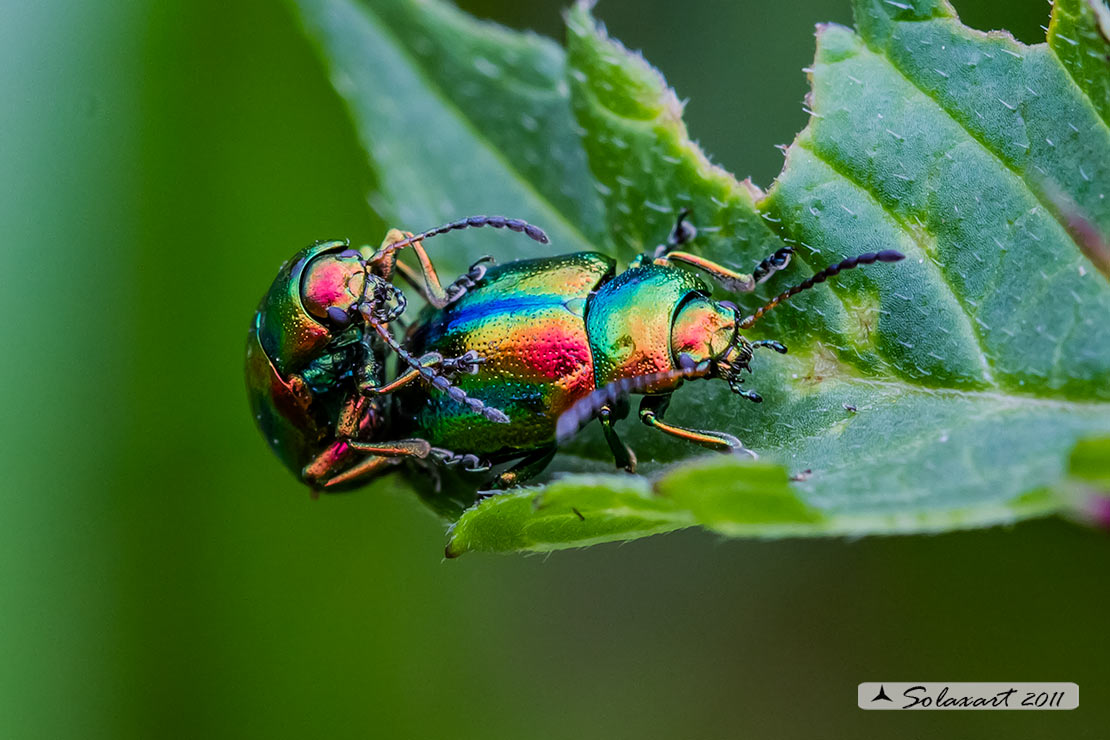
[246,212,902,492]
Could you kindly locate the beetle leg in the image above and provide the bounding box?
[481,445,558,492]
[730,386,763,404]
[302,393,374,487]
[638,395,754,456]
[371,229,450,306]
[359,311,509,423]
[598,402,637,473]
[650,205,794,292]
[314,438,434,491]
[347,439,432,457]
[384,230,452,305]
[302,437,428,488]
[302,440,355,490]
[725,375,765,404]
[652,207,698,258]
[361,350,485,397]
[318,456,399,492]
[656,251,758,293]
[303,387,430,490]
[442,256,494,305]
[392,260,434,302]
[363,364,425,396]
[377,230,493,309]
[395,254,493,308]
[334,393,370,439]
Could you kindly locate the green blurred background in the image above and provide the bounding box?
[3,0,1106,737]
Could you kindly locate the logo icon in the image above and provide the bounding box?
[872,685,893,702]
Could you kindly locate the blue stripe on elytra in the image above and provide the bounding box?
[438,294,566,334]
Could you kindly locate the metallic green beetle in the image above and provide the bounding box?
[246,211,903,492]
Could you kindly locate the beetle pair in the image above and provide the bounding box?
[246,212,902,493]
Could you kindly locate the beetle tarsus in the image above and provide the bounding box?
[430,448,490,473]
[752,246,794,285]
[444,256,494,304]
[733,444,759,461]
[439,349,486,377]
[650,207,698,259]
[751,339,788,354]
[666,208,697,250]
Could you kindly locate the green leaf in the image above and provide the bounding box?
[290,0,1110,555]
[445,475,691,558]
[446,459,824,557]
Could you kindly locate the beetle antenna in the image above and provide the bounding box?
[372,216,550,263]
[360,310,510,424]
[739,250,904,329]
[555,364,711,444]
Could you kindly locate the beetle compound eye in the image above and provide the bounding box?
[326,306,351,325]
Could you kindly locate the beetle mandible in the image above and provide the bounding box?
[246,211,903,493]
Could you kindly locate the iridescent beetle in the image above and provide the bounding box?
[246,211,902,492]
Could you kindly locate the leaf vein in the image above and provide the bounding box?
[795,139,998,386]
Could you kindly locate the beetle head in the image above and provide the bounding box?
[670,296,757,383]
[670,297,736,365]
[301,248,373,327]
